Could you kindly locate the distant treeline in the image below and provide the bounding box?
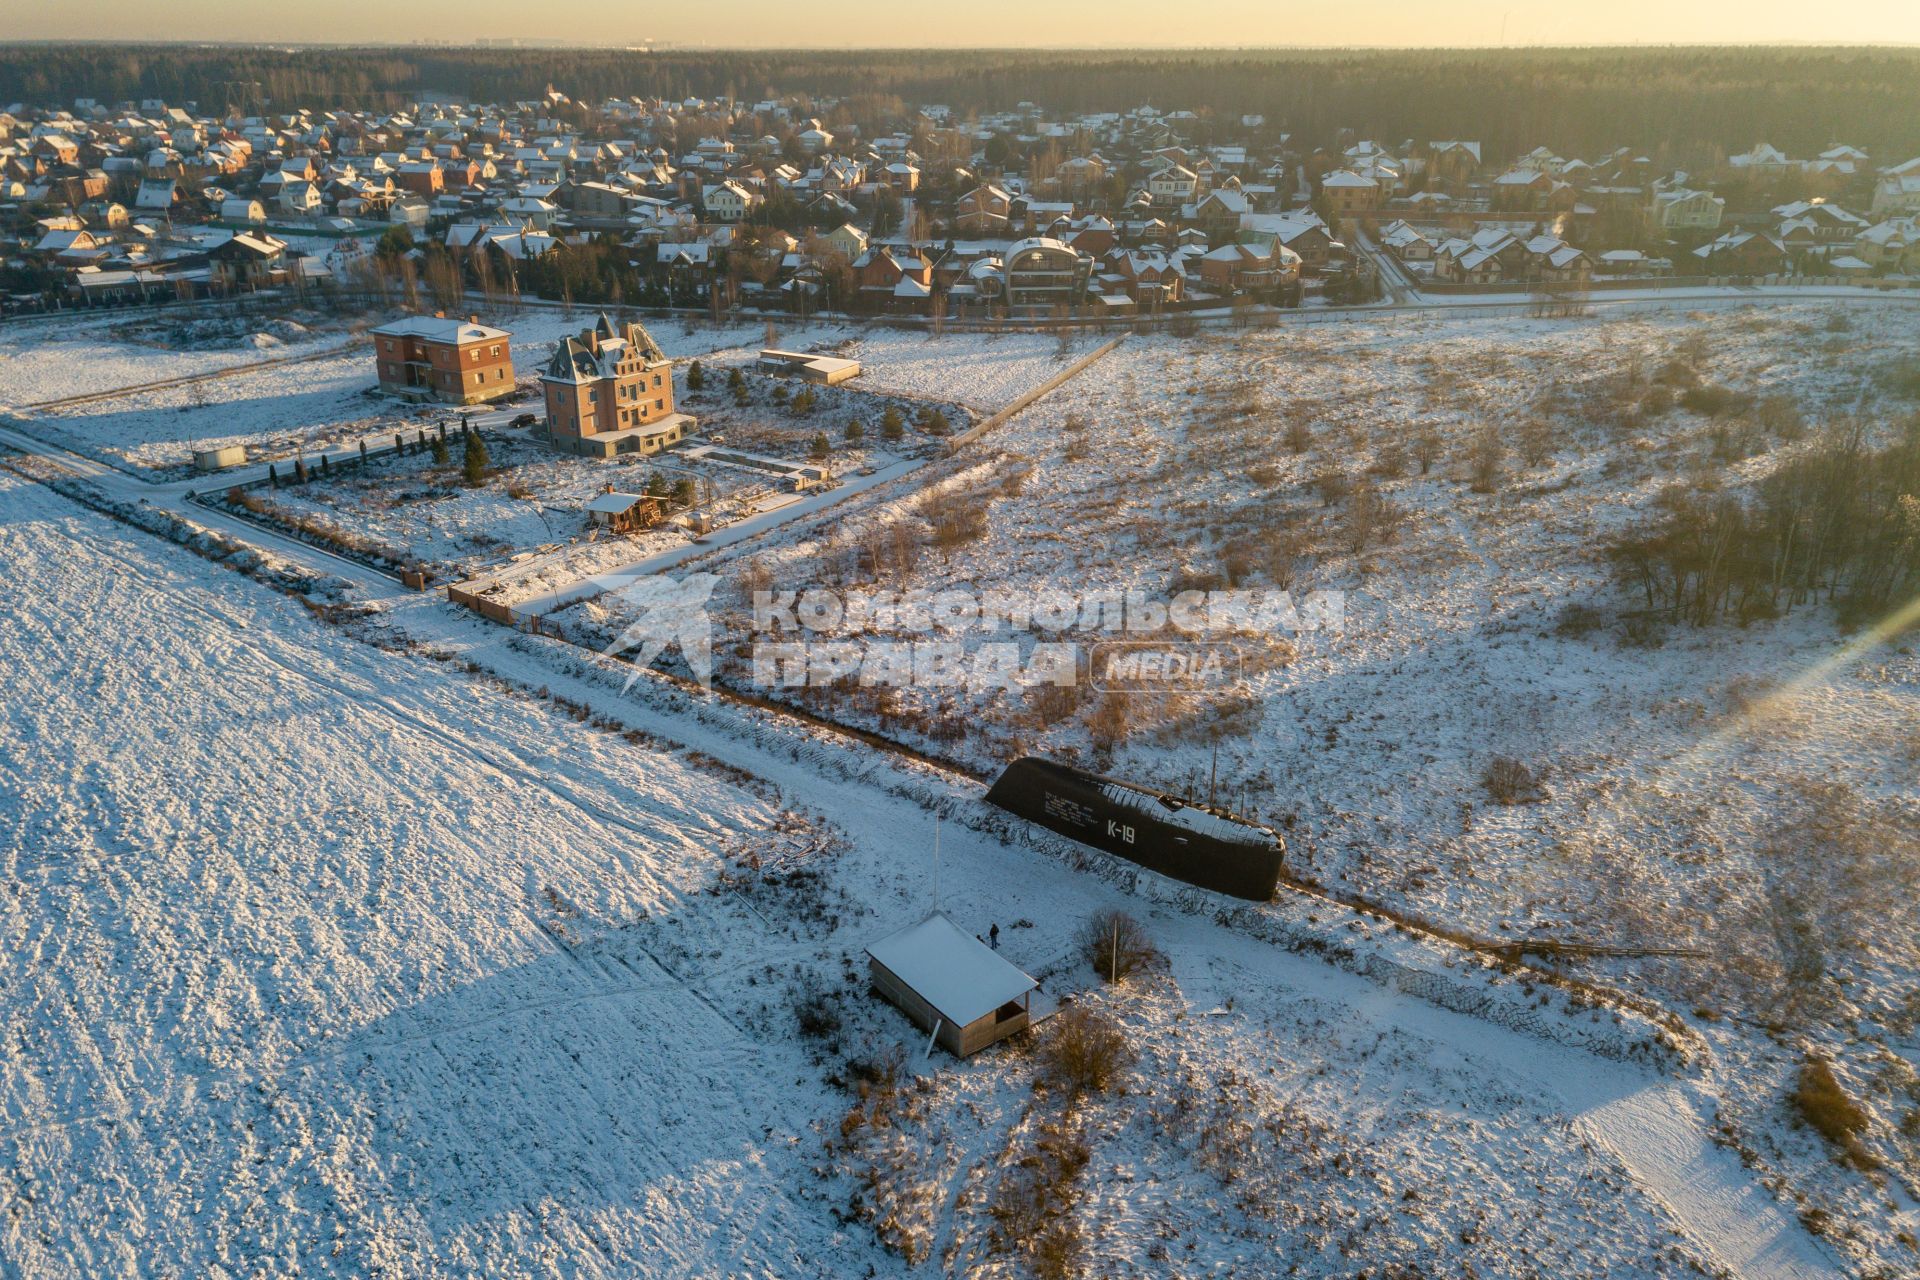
[5,45,1919,162]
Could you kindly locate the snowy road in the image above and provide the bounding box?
[1576,1085,1841,1280]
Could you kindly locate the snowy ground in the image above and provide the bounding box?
[0,461,1857,1278]
[4,295,1914,1278]
[838,328,1083,413]
[25,340,418,473]
[574,299,1920,1275]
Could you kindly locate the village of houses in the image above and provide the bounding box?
[4,68,1920,1280]
[3,87,1919,317]
[3,84,1918,594]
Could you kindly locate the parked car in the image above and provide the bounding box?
[509,412,537,428]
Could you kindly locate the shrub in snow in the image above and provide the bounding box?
[1481,756,1543,804]
[986,1116,1091,1275]
[1553,601,1608,639]
[1414,428,1444,474]
[1077,909,1162,985]
[1039,1006,1132,1094]
[1791,1055,1868,1155]
[1467,424,1505,493]
[793,980,842,1043]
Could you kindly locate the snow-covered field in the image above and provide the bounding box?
[0,309,359,407]
[27,340,407,472]
[0,470,896,1277]
[840,328,1081,411]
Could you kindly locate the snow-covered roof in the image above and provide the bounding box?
[372,316,510,343]
[866,913,1036,1028]
[585,491,650,514]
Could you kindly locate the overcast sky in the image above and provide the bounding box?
[7,2,1919,49]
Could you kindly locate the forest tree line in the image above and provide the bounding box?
[3,45,1918,163]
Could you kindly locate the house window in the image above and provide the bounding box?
[469,349,480,362]
[588,390,597,403]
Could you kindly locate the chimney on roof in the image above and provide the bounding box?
[468,314,479,324]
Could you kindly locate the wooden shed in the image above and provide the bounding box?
[866,913,1038,1058]
[584,490,663,534]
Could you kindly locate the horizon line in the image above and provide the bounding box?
[4,39,1920,53]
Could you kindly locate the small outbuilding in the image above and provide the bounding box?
[758,349,862,385]
[192,444,249,472]
[866,912,1039,1057]
[584,490,664,533]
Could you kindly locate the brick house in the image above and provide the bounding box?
[1491,168,1553,212]
[1190,188,1251,241]
[396,160,443,197]
[540,314,693,458]
[1061,214,1117,256]
[1198,239,1301,296]
[1107,250,1184,307]
[1318,169,1381,215]
[1423,140,1482,190]
[371,315,515,405]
